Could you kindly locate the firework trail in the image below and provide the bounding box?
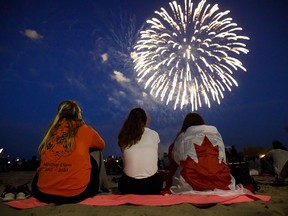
[133,0,249,111]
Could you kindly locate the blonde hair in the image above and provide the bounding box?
[38,100,84,155]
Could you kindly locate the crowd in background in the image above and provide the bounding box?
[1,143,287,177]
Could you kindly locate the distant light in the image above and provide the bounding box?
[259,154,266,159]
[16,158,20,162]
[8,161,11,164]
[0,148,3,153]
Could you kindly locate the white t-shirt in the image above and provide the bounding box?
[122,127,160,179]
[266,149,288,175]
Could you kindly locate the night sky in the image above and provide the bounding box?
[0,0,287,160]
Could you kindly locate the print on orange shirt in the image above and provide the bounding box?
[42,123,73,173]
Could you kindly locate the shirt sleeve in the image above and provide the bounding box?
[88,126,106,150]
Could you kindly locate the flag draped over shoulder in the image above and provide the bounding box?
[170,125,241,195]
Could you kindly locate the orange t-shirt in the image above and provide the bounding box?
[37,121,105,196]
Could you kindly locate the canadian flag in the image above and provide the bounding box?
[180,136,231,191]
[170,125,233,192]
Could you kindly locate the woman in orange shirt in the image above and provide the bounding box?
[32,100,105,204]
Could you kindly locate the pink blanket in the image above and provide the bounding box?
[5,194,271,209]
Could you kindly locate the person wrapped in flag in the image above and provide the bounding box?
[165,112,250,196]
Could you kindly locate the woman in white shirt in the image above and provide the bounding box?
[117,108,163,194]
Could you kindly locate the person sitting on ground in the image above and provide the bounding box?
[247,156,262,176]
[265,140,288,186]
[161,152,170,170]
[164,112,244,195]
[31,100,106,204]
[117,107,163,194]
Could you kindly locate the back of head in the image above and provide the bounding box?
[127,107,147,126]
[180,112,205,133]
[38,100,83,154]
[118,107,147,149]
[272,140,287,150]
[57,100,81,120]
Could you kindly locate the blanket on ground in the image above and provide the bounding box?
[5,194,271,209]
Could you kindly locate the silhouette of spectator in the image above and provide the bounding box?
[161,152,170,170]
[266,140,288,186]
[230,145,240,162]
[247,156,262,175]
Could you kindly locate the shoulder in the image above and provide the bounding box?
[78,124,96,133]
[203,125,218,133]
[145,127,158,134]
[185,125,218,134]
[266,149,278,156]
[175,132,184,143]
[79,124,90,130]
[144,127,160,138]
[269,149,288,154]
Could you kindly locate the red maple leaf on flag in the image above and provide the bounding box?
[180,136,231,191]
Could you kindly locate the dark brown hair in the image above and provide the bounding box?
[272,140,287,150]
[118,108,147,150]
[175,112,205,139]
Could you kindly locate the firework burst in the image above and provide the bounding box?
[133,0,249,110]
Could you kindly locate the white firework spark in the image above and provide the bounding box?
[133,0,249,110]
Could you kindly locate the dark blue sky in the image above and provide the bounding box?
[0,0,287,160]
